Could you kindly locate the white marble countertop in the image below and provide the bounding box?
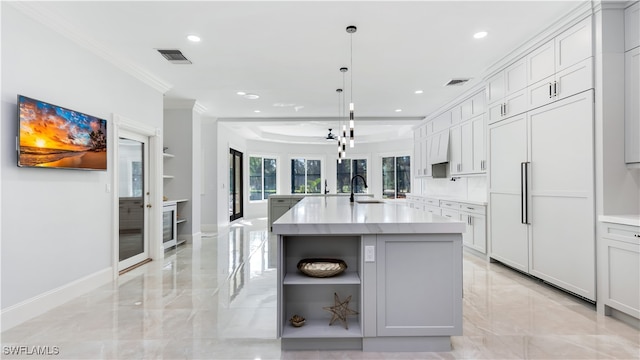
[272,196,466,235]
[599,214,640,227]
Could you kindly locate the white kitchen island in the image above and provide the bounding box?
[272,196,466,352]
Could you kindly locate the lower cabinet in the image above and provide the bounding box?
[599,221,640,320]
[459,205,487,254]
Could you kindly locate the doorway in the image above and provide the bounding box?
[229,148,243,221]
[118,131,150,271]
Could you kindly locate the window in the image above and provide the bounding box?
[291,158,322,194]
[336,159,368,193]
[249,156,277,201]
[382,155,411,199]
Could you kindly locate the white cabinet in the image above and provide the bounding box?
[527,57,593,110]
[625,2,639,51]
[487,59,528,124]
[459,204,487,254]
[413,131,423,177]
[488,91,595,300]
[527,17,593,85]
[269,196,304,231]
[625,45,640,164]
[599,221,640,320]
[449,115,486,175]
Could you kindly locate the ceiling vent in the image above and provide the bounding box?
[444,78,470,86]
[157,49,192,64]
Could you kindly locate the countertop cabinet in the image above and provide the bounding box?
[450,115,486,175]
[599,221,640,320]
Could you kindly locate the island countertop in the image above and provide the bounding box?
[272,196,465,235]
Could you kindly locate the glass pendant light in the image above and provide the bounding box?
[346,25,357,148]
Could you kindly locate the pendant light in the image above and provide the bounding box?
[336,88,343,163]
[346,25,357,148]
[340,67,348,158]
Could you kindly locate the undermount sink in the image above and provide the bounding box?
[356,199,385,204]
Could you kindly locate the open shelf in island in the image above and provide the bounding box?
[283,272,360,285]
[282,318,362,338]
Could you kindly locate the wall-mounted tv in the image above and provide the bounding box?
[17,95,107,170]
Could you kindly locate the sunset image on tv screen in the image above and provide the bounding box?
[18,95,107,170]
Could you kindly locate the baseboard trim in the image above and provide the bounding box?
[1,267,113,332]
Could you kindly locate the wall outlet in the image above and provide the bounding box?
[364,245,375,262]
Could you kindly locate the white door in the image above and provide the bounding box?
[488,114,529,272]
[528,90,595,300]
[118,130,150,271]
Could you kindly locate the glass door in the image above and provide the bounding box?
[118,131,150,271]
[229,148,243,221]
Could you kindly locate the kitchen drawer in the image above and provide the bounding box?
[272,198,291,206]
[458,203,486,215]
[440,200,460,210]
[424,198,439,206]
[425,205,441,216]
[441,208,459,220]
[601,222,640,245]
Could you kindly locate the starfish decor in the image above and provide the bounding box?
[322,292,359,329]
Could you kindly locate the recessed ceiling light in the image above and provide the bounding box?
[474,31,488,39]
[243,93,260,100]
[395,109,402,112]
[187,35,201,42]
[414,90,423,94]
[236,91,246,96]
[254,110,261,113]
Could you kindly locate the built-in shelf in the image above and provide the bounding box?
[281,319,362,338]
[163,153,175,158]
[163,199,188,204]
[283,272,360,285]
[176,238,187,246]
[176,218,187,224]
[163,175,174,179]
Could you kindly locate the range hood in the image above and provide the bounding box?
[430,131,449,178]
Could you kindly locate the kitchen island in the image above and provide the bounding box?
[272,196,465,352]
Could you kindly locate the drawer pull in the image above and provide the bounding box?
[466,207,475,210]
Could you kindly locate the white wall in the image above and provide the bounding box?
[200,118,218,232]
[1,5,162,310]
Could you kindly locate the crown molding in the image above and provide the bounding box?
[8,2,172,94]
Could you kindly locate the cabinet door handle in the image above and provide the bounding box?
[635,234,640,238]
[467,207,475,210]
[503,103,507,116]
[521,162,530,225]
[549,83,553,98]
[553,81,558,97]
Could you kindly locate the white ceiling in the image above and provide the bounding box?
[21,1,583,144]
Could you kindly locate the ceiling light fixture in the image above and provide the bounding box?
[346,25,357,148]
[243,93,260,100]
[414,90,424,94]
[187,35,201,42]
[395,109,402,112]
[236,91,246,96]
[254,110,261,113]
[473,31,488,39]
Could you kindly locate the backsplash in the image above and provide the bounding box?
[420,176,487,202]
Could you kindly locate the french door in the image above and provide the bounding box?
[118,131,150,271]
[229,148,243,221]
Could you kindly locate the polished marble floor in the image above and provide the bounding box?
[1,218,639,359]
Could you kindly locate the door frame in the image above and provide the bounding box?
[112,114,162,279]
[229,148,244,221]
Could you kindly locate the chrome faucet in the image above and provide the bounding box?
[350,175,368,203]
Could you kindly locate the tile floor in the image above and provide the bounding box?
[1,218,639,359]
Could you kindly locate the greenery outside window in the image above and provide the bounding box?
[291,158,322,194]
[382,155,411,199]
[249,156,277,200]
[336,159,367,193]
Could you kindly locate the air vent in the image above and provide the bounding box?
[157,49,192,64]
[444,78,470,86]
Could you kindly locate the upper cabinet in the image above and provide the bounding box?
[625,2,639,52]
[526,17,593,109]
[625,2,640,165]
[486,59,528,124]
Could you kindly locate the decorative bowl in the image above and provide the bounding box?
[289,314,306,327]
[297,258,347,278]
